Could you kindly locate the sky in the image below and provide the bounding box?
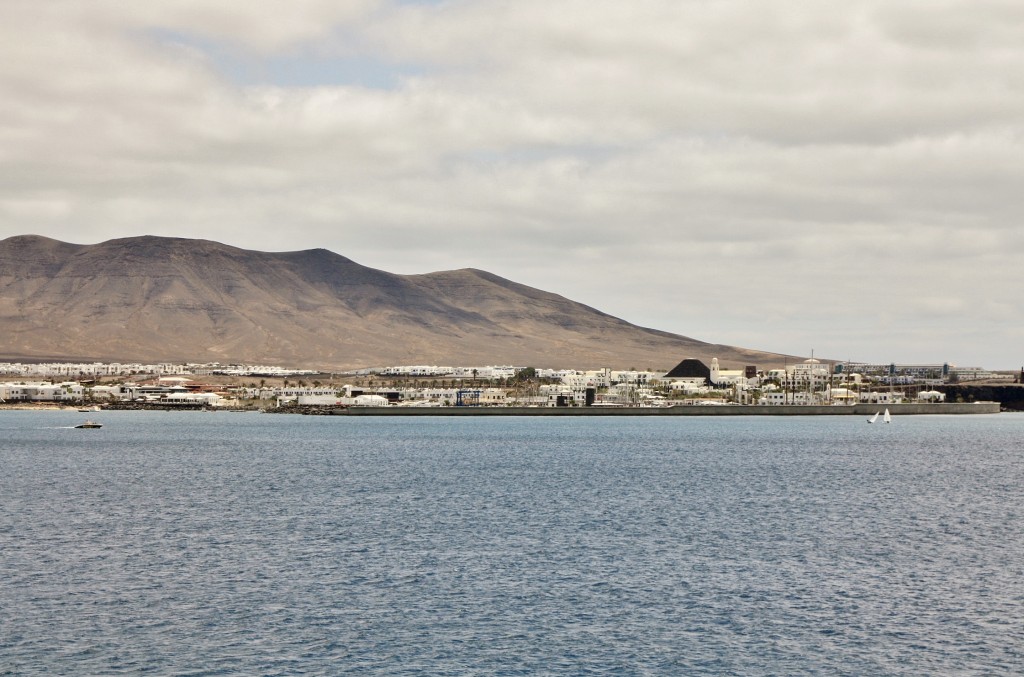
[2,0,1022,369]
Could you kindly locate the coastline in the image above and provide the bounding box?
[1,402,1002,416]
[332,402,1001,416]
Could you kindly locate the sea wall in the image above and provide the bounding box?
[334,402,1000,416]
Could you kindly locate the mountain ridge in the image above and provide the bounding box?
[0,234,794,370]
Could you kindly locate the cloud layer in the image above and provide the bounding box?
[3,0,1022,367]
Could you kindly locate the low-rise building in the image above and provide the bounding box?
[0,381,85,401]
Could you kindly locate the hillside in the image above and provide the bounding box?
[0,235,792,370]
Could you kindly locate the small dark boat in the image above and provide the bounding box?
[75,420,102,429]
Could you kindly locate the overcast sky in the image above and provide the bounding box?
[3,1,1022,368]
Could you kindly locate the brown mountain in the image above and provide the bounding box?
[0,235,792,370]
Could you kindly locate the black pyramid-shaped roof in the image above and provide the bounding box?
[664,358,711,379]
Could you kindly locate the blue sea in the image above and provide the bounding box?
[2,409,1022,675]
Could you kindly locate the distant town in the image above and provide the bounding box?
[1,358,1017,409]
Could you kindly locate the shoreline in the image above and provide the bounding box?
[0,402,1003,416]
[331,402,1001,416]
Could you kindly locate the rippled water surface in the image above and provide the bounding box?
[2,410,1023,675]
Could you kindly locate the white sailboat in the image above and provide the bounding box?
[868,411,879,423]
[883,408,891,423]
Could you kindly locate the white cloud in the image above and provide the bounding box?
[1,0,1022,366]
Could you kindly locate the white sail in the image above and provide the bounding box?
[868,412,879,423]
[883,408,891,423]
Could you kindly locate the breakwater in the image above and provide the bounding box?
[332,402,1000,416]
[103,402,208,411]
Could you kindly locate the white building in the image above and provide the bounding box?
[709,359,752,387]
[536,369,579,380]
[860,391,902,404]
[790,358,830,387]
[163,392,223,406]
[761,391,818,405]
[665,380,709,395]
[0,381,86,401]
[609,370,661,386]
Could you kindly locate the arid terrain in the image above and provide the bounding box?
[0,235,794,370]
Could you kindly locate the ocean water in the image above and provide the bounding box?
[1,409,1022,675]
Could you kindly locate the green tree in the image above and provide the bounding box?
[514,367,537,382]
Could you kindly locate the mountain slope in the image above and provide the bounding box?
[0,235,791,369]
